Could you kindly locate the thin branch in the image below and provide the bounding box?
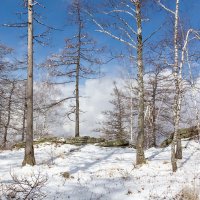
[156,0,175,15]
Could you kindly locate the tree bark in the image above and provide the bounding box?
[135,0,146,165]
[3,82,15,148]
[22,96,26,142]
[171,0,180,172]
[151,77,157,147]
[75,62,80,138]
[130,85,134,142]
[22,0,36,166]
[75,1,81,138]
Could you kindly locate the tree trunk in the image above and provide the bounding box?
[135,0,145,165]
[75,61,80,137]
[0,110,1,135]
[171,0,180,172]
[130,86,133,142]
[22,98,26,142]
[151,79,157,147]
[3,82,15,148]
[75,1,81,138]
[22,0,35,166]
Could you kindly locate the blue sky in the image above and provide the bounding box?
[0,0,200,76]
[0,0,69,61]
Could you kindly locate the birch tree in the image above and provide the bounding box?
[135,0,146,164]
[122,68,138,143]
[187,48,200,140]
[88,0,147,164]
[157,0,200,171]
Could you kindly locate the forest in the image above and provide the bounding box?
[0,0,199,199]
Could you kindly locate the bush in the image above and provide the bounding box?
[1,171,48,199]
[98,139,129,147]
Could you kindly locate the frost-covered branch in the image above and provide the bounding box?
[156,0,175,15]
[86,11,136,49]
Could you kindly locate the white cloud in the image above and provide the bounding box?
[41,77,122,137]
[35,69,200,139]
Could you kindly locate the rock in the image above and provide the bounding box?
[128,143,136,149]
[12,142,25,149]
[65,136,105,145]
[12,136,66,149]
[160,126,199,148]
[98,139,129,147]
[60,172,70,179]
[12,136,106,149]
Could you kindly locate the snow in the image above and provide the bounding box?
[0,140,199,199]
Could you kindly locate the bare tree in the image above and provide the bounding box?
[121,64,138,144]
[88,0,149,164]
[135,0,146,164]
[96,82,128,140]
[143,39,176,148]
[2,81,15,148]
[0,44,13,136]
[43,0,102,138]
[22,0,35,166]
[21,86,27,142]
[157,0,200,171]
[3,0,56,164]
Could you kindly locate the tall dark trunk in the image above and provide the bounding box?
[75,61,80,137]
[22,97,26,142]
[3,82,14,148]
[151,79,157,147]
[22,0,35,166]
[75,1,81,138]
[135,0,146,165]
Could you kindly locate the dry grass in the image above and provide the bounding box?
[176,186,199,200]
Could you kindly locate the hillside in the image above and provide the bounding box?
[0,140,199,199]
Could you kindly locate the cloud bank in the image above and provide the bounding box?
[44,77,121,137]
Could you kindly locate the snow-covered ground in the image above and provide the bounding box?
[0,140,199,199]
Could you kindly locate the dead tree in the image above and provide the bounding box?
[0,44,13,136]
[0,44,16,147]
[2,82,15,148]
[96,82,128,140]
[144,38,176,148]
[22,0,35,166]
[3,0,56,165]
[43,0,102,138]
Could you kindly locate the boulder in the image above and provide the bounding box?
[160,126,199,148]
[12,136,65,149]
[98,139,129,147]
[65,136,105,145]
[60,172,70,179]
[13,136,106,149]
